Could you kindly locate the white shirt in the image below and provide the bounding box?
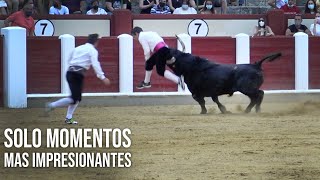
[49,5,69,15]
[86,8,108,15]
[173,7,197,14]
[138,31,165,60]
[310,23,320,36]
[69,43,106,80]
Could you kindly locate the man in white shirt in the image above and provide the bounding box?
[45,34,111,124]
[87,0,108,15]
[49,0,69,15]
[131,26,185,90]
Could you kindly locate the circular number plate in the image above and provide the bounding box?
[34,19,55,36]
[188,19,209,37]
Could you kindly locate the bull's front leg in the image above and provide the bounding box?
[192,94,207,114]
[211,96,229,114]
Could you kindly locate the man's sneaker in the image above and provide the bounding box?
[178,77,185,90]
[136,81,151,89]
[65,118,78,124]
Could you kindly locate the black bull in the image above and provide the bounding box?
[163,50,282,114]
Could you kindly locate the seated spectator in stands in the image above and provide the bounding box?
[200,0,215,14]
[4,3,34,36]
[188,0,226,14]
[49,0,69,14]
[253,18,275,36]
[6,0,19,14]
[173,0,196,14]
[105,0,127,13]
[0,0,7,15]
[305,0,318,14]
[268,0,287,9]
[280,0,300,14]
[310,12,320,36]
[87,0,107,14]
[150,0,171,14]
[285,14,311,36]
[139,0,155,14]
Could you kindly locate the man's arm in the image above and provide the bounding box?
[4,14,16,27]
[285,28,293,36]
[105,1,114,12]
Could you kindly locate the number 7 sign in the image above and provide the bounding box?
[187,19,209,37]
[34,19,55,36]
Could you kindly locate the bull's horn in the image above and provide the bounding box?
[166,57,176,65]
[175,34,186,53]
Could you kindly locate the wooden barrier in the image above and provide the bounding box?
[250,36,295,90]
[309,37,320,89]
[27,37,61,94]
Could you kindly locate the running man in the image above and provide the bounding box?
[45,33,111,124]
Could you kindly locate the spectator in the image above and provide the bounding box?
[6,0,19,14]
[0,0,7,15]
[189,0,227,14]
[285,14,311,36]
[305,0,318,14]
[150,0,171,14]
[253,18,275,36]
[173,0,196,14]
[49,0,69,14]
[167,0,182,12]
[87,0,107,14]
[105,0,127,13]
[310,12,320,36]
[200,0,215,14]
[139,0,155,14]
[4,3,34,36]
[268,0,287,9]
[280,0,300,14]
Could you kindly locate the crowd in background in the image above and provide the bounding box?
[2,0,320,36]
[0,0,320,16]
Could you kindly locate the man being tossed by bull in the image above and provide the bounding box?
[131,26,185,90]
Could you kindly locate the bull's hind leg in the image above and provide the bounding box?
[255,90,264,113]
[211,96,229,114]
[241,91,259,113]
[192,94,207,114]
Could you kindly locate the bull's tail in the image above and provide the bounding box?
[255,52,282,67]
[175,34,186,53]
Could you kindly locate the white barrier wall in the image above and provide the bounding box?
[118,34,134,94]
[1,27,27,108]
[235,33,250,64]
[0,32,316,107]
[294,32,309,90]
[59,34,75,94]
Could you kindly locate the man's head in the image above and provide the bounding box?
[91,0,99,10]
[131,26,143,38]
[181,0,190,10]
[159,0,167,8]
[288,0,295,7]
[53,0,62,8]
[23,4,34,17]
[88,33,99,48]
[294,14,302,27]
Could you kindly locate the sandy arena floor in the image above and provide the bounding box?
[0,101,320,180]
